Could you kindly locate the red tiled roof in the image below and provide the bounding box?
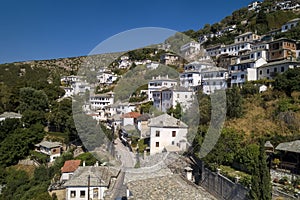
[121,112,141,119]
[61,160,81,173]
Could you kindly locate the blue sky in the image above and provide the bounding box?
[0,0,252,64]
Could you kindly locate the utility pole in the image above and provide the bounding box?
[88,175,90,200]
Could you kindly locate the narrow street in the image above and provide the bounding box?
[109,138,136,199]
[114,138,136,169]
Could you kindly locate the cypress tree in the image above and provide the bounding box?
[249,140,272,200]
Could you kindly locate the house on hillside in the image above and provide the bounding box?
[179,61,213,91]
[35,141,63,162]
[160,53,181,66]
[63,166,120,200]
[201,67,228,94]
[257,60,300,80]
[268,38,296,62]
[234,32,261,44]
[148,75,177,101]
[180,42,201,57]
[60,160,81,182]
[0,112,22,121]
[281,18,300,32]
[137,114,151,138]
[275,140,300,174]
[148,114,188,155]
[97,72,118,85]
[89,92,114,110]
[248,1,261,11]
[152,86,195,112]
[121,112,141,127]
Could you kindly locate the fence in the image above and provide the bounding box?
[200,167,249,200]
[190,156,249,200]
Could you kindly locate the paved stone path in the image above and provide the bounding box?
[114,138,136,168]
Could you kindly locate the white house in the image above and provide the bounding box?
[228,57,267,86]
[281,18,300,32]
[97,72,118,85]
[63,166,120,200]
[148,75,177,101]
[179,61,214,90]
[152,87,195,112]
[146,62,160,70]
[148,114,188,155]
[61,75,82,85]
[201,67,228,94]
[234,32,261,44]
[206,44,225,57]
[257,60,300,80]
[63,87,74,98]
[137,114,151,138]
[180,71,202,90]
[72,81,91,95]
[118,55,132,68]
[60,160,81,182]
[89,92,114,110]
[35,141,62,162]
[248,1,261,11]
[121,112,141,126]
[0,112,22,121]
[220,42,252,56]
[160,53,180,66]
[180,41,201,57]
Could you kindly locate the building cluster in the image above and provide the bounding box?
[248,1,300,12]
[202,31,300,88]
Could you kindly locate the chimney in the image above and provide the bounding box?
[83,160,86,166]
[95,161,99,167]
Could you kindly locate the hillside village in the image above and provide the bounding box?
[2,0,300,200]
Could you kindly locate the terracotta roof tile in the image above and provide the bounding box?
[121,112,141,119]
[61,160,81,173]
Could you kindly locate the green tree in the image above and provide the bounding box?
[274,68,300,96]
[18,87,49,113]
[249,141,272,200]
[167,102,182,119]
[203,128,243,167]
[226,87,243,118]
[75,152,97,166]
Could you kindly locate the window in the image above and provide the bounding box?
[70,191,76,198]
[93,188,99,198]
[172,131,176,137]
[185,95,187,98]
[156,131,160,137]
[241,74,245,79]
[156,142,159,147]
[267,69,269,74]
[257,52,261,57]
[80,191,85,198]
[259,70,262,75]
[172,141,175,145]
[177,94,180,98]
[274,68,277,72]
[281,66,285,72]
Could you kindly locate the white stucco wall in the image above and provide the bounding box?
[149,127,187,155]
[66,186,107,200]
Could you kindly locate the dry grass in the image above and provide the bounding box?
[9,164,36,178]
[225,94,298,142]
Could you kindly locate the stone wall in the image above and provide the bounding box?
[200,168,249,200]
